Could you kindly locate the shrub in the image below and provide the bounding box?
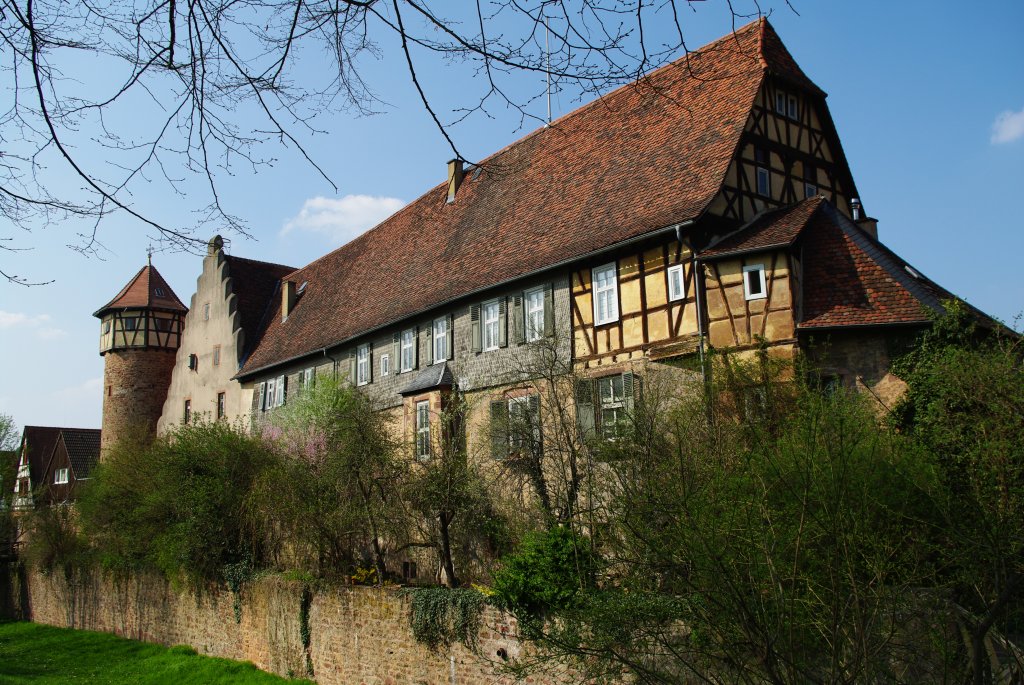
[491,527,595,616]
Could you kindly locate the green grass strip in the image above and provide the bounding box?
[0,621,313,684]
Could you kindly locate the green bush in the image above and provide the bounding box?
[491,527,595,616]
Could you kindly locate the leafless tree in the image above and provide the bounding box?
[1,0,790,283]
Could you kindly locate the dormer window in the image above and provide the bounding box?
[775,90,798,119]
[743,264,767,301]
[155,287,165,297]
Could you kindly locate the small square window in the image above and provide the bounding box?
[667,264,685,302]
[743,264,767,301]
[123,317,138,331]
[155,287,165,297]
[54,468,69,485]
[381,353,391,377]
[804,182,818,199]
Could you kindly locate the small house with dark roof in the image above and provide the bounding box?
[40,429,102,505]
[12,426,62,511]
[159,236,296,431]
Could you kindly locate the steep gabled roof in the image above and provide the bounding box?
[240,18,808,377]
[223,255,296,360]
[94,262,187,316]
[19,426,62,485]
[58,429,102,480]
[701,196,825,259]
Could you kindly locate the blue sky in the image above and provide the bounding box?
[2,1,1022,431]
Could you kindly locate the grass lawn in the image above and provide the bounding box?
[0,621,314,684]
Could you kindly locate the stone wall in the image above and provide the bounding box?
[18,568,567,685]
[101,348,177,452]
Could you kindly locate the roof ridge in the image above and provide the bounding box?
[224,253,297,272]
[285,19,768,280]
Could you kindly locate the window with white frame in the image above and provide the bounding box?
[357,344,371,385]
[432,317,449,364]
[667,264,685,301]
[483,299,500,351]
[592,263,619,325]
[380,353,391,377]
[400,328,415,372]
[299,367,315,392]
[415,400,431,460]
[598,375,626,439]
[54,468,69,485]
[263,379,275,411]
[525,287,545,341]
[775,91,787,115]
[274,375,287,406]
[787,93,799,119]
[743,264,767,300]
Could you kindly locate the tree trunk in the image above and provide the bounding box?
[439,511,458,588]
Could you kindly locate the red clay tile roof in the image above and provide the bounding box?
[799,203,952,328]
[223,255,297,360]
[94,262,187,316]
[240,18,808,377]
[700,196,825,258]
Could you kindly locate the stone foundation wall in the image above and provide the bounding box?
[17,567,565,685]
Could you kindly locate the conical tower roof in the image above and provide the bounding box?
[93,260,187,317]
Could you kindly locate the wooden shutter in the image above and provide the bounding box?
[543,284,554,337]
[446,314,454,360]
[392,332,401,370]
[511,294,525,344]
[470,304,482,353]
[575,378,596,440]
[490,400,509,460]
[623,372,637,413]
[498,298,508,347]
[528,394,542,455]
[368,343,373,383]
[414,325,420,369]
[425,323,434,366]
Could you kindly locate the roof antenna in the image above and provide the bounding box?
[544,4,551,127]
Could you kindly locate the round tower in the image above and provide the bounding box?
[94,256,187,454]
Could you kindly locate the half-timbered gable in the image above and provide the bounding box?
[41,429,101,505]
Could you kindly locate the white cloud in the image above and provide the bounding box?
[51,377,103,405]
[281,194,405,245]
[991,107,1024,144]
[0,310,66,340]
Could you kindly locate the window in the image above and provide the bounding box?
[400,329,416,372]
[415,400,431,460]
[524,287,546,341]
[123,317,138,331]
[54,468,69,485]
[103,320,111,334]
[775,91,787,115]
[183,399,192,424]
[380,353,391,377]
[155,317,172,332]
[357,344,371,385]
[483,299,500,351]
[432,317,450,364]
[299,367,315,393]
[754,147,770,197]
[402,561,418,580]
[203,303,210,320]
[576,373,636,441]
[803,163,817,199]
[598,376,627,439]
[743,264,767,300]
[787,93,798,119]
[592,263,619,325]
[212,345,221,367]
[667,264,685,302]
[154,287,165,297]
[216,392,226,419]
[274,375,287,407]
[490,394,541,459]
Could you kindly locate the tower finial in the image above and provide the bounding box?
[147,244,153,266]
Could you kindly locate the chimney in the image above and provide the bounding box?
[857,217,879,240]
[446,159,464,204]
[282,280,296,321]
